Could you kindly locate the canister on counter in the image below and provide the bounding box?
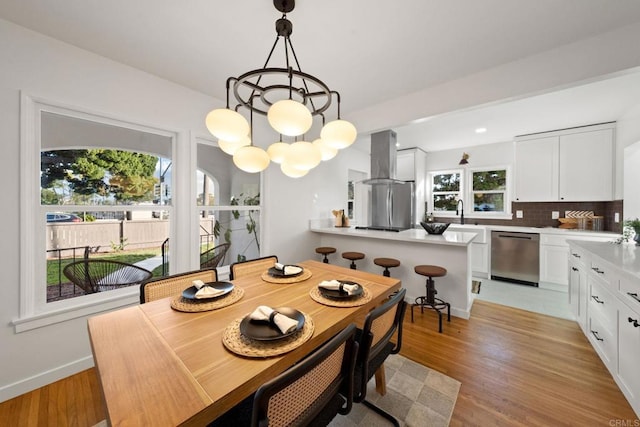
[592,216,604,231]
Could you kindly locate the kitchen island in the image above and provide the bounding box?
[310,222,479,319]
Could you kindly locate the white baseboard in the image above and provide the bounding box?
[0,355,94,403]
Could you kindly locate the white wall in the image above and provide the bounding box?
[425,140,514,171]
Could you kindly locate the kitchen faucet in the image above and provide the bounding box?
[456,199,464,225]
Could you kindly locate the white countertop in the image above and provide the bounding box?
[447,223,620,238]
[310,226,478,247]
[568,240,640,280]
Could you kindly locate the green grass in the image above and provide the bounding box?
[47,249,161,285]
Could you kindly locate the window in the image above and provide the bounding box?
[427,167,510,219]
[196,140,261,267]
[471,169,506,212]
[430,170,462,212]
[17,95,180,331]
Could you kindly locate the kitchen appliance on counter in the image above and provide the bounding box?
[491,230,540,286]
[357,130,415,231]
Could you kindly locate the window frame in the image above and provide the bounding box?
[428,169,464,217]
[16,94,181,332]
[427,166,512,220]
[467,166,511,217]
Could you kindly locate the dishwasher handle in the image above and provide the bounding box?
[492,231,540,241]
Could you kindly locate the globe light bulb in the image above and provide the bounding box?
[281,161,309,178]
[283,141,322,171]
[205,108,249,142]
[312,138,338,161]
[232,146,270,173]
[320,119,357,149]
[267,141,290,164]
[267,100,312,137]
[218,136,250,155]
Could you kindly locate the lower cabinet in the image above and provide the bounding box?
[619,301,640,403]
[568,242,640,417]
[471,242,488,276]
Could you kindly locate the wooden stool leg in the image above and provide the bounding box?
[375,365,387,396]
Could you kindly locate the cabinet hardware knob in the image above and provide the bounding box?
[628,317,640,328]
[571,267,578,272]
[572,253,581,258]
[590,330,604,341]
[628,292,640,304]
[591,267,600,273]
[591,295,604,304]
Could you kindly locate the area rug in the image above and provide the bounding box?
[329,354,461,427]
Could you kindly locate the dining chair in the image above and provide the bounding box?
[200,242,230,269]
[63,259,153,294]
[229,255,278,280]
[139,267,218,304]
[354,288,407,426]
[210,323,359,427]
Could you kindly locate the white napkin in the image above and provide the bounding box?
[249,306,299,334]
[318,280,359,295]
[192,280,225,299]
[274,263,303,276]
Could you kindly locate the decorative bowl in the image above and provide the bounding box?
[420,221,451,235]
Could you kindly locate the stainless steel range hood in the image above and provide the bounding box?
[361,130,407,184]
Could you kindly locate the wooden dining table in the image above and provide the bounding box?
[87,259,401,426]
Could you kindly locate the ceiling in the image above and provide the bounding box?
[2,0,640,152]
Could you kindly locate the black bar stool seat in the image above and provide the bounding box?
[342,251,365,270]
[373,257,401,277]
[412,265,451,333]
[315,246,336,263]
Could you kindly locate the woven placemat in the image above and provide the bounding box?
[170,286,244,312]
[309,286,372,307]
[222,312,315,358]
[260,268,312,284]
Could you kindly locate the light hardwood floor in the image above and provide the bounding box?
[0,300,636,426]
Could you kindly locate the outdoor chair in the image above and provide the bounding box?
[63,259,153,294]
[210,323,359,427]
[229,255,278,280]
[140,267,218,304]
[200,242,230,269]
[354,288,407,426]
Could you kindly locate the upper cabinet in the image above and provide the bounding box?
[514,123,615,202]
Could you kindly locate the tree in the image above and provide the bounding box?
[41,149,158,204]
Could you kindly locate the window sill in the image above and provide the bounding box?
[12,289,139,333]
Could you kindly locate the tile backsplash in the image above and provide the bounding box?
[434,200,623,232]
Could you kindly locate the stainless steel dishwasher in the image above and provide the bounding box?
[491,231,540,286]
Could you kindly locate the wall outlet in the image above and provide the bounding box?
[615,212,620,223]
[516,210,523,218]
[552,211,559,219]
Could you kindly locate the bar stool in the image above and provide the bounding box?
[374,257,400,277]
[315,246,336,264]
[412,265,451,333]
[342,251,365,270]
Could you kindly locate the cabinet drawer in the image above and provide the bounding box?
[620,275,640,310]
[590,256,617,289]
[588,277,616,333]
[588,314,616,365]
[541,234,568,246]
[569,245,589,266]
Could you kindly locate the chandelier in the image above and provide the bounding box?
[205,0,357,177]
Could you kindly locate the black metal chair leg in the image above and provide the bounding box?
[322,255,329,263]
[363,399,400,427]
[350,261,356,269]
[383,268,390,277]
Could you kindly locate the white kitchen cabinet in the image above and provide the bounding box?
[471,242,489,276]
[396,150,415,181]
[618,300,640,405]
[567,241,640,417]
[514,124,615,202]
[568,244,589,334]
[540,244,569,289]
[514,135,559,201]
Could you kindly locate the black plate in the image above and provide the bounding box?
[268,265,304,278]
[181,281,234,300]
[239,307,305,341]
[318,281,363,300]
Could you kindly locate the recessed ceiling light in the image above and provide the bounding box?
[475,127,487,134]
